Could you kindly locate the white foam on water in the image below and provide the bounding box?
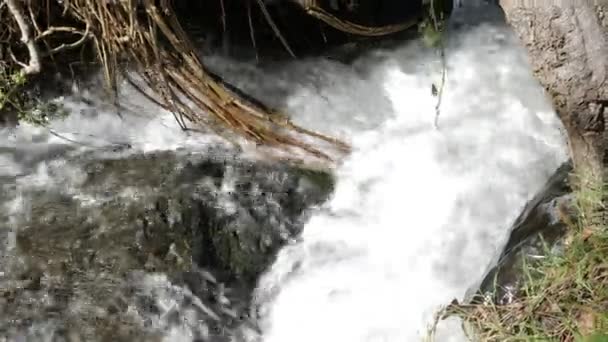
[247,5,569,342]
[0,3,569,341]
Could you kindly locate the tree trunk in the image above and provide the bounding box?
[499,2,608,186]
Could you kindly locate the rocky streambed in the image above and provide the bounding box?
[1,142,576,341]
[1,147,333,341]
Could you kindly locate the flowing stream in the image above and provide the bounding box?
[240,3,568,342]
[1,2,568,342]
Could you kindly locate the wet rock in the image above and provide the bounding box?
[469,162,574,305]
[1,149,334,341]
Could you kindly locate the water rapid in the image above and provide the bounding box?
[244,3,568,342]
[1,2,569,342]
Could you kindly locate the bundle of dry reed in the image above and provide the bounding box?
[2,0,420,161]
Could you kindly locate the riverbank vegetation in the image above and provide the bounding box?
[434,172,608,341]
[430,3,608,340]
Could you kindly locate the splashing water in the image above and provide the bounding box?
[1,2,569,341]
[243,4,568,342]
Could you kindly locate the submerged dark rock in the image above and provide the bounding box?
[1,150,334,341]
[470,162,574,305]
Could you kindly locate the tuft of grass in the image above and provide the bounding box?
[0,65,28,117]
[431,172,608,341]
[0,63,68,126]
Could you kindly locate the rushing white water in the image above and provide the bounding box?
[1,2,569,341]
[244,4,569,342]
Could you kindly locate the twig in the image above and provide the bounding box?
[8,46,28,69]
[28,2,57,64]
[219,0,227,35]
[247,0,259,62]
[46,126,132,150]
[5,0,41,74]
[254,0,296,58]
[430,0,447,130]
[43,23,91,56]
[434,47,446,129]
[301,0,418,37]
[36,26,85,40]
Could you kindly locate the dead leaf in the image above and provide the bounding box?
[577,308,597,336]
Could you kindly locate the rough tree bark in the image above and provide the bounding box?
[499,1,608,187]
